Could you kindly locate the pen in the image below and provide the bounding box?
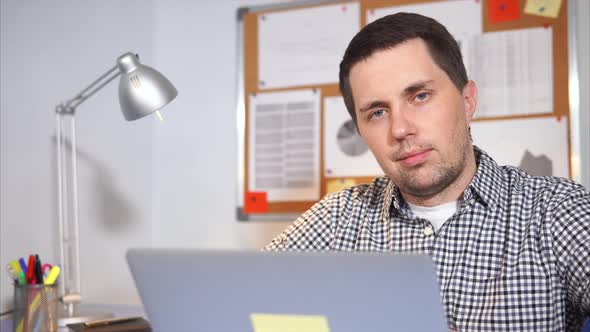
[8,260,22,275]
[24,288,42,332]
[42,265,60,332]
[34,255,43,285]
[44,265,60,285]
[18,258,27,275]
[41,264,52,280]
[33,308,43,332]
[26,255,36,284]
[5,262,20,282]
[84,316,142,328]
[18,271,26,285]
[23,255,38,330]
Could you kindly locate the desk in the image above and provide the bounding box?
[3,305,589,331]
[0,303,145,332]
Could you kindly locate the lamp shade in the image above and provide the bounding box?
[117,52,177,121]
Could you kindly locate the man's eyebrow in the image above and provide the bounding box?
[359,100,389,113]
[357,80,435,113]
[402,80,434,96]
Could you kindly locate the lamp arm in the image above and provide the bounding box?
[52,52,176,325]
[61,65,121,112]
[55,63,120,317]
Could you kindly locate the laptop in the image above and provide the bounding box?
[126,249,448,332]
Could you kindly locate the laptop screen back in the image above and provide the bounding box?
[127,249,447,332]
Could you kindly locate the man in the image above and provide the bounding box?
[265,13,590,331]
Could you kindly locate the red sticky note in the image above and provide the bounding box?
[489,0,520,24]
[244,192,268,214]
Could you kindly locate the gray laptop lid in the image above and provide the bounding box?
[127,249,447,332]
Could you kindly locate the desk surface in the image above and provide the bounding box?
[3,304,589,332]
[0,303,145,332]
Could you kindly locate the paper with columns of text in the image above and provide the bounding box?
[248,89,321,202]
[468,27,553,118]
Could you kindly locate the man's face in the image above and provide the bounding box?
[349,38,477,201]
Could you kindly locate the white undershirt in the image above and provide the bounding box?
[406,200,462,233]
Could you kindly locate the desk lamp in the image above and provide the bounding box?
[55,52,177,326]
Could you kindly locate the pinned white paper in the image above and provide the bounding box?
[258,3,360,89]
[249,89,321,201]
[468,27,553,118]
[323,96,383,177]
[471,116,569,178]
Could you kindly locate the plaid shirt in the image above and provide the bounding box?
[265,147,590,331]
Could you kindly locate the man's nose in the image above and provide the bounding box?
[391,107,416,141]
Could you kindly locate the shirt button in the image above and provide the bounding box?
[423,226,434,236]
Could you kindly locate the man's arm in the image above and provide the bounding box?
[551,183,590,317]
[264,192,340,251]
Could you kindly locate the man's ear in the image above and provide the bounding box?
[462,80,477,126]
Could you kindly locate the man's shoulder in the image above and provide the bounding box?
[263,176,392,251]
[313,176,392,220]
[498,164,588,205]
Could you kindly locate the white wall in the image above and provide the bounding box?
[0,0,157,311]
[151,0,290,250]
[0,0,290,313]
[1,0,588,314]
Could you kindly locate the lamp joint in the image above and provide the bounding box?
[56,104,76,115]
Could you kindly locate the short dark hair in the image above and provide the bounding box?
[338,12,468,127]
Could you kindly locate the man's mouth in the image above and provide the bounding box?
[397,149,432,167]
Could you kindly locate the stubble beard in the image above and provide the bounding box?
[390,137,471,199]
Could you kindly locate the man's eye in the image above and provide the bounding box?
[415,92,429,102]
[370,109,385,119]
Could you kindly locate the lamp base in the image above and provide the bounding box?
[57,304,113,328]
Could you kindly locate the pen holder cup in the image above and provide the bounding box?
[13,283,59,332]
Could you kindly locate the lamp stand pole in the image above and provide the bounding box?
[53,52,177,327]
[55,65,121,327]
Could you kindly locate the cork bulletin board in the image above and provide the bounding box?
[236,0,571,220]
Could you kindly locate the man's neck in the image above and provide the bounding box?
[402,147,477,208]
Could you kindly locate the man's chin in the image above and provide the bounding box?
[396,168,462,199]
[393,172,449,198]
[398,182,441,198]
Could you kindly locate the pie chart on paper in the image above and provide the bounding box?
[337,119,369,157]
